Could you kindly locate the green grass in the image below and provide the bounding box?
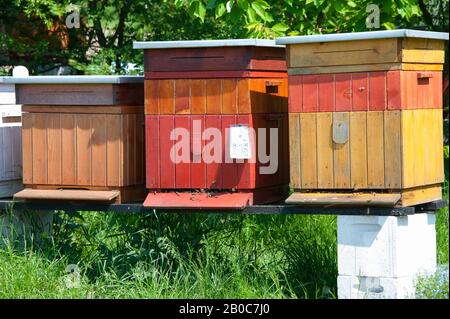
[0,212,338,298]
[0,167,448,299]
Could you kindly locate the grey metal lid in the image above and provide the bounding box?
[276,29,449,45]
[133,39,283,49]
[0,75,144,84]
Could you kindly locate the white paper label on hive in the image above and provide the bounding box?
[229,125,251,159]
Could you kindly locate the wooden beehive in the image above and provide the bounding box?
[276,30,449,207]
[134,39,289,208]
[0,79,23,198]
[12,76,145,203]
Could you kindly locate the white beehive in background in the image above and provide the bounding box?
[0,67,27,198]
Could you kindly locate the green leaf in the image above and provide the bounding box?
[347,1,357,7]
[251,1,269,21]
[246,7,258,23]
[271,22,289,32]
[215,3,226,18]
[193,1,206,22]
[382,22,396,29]
[226,0,234,12]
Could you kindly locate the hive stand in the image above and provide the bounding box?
[0,198,445,299]
[277,29,449,299]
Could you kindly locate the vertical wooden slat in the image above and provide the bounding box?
[61,114,76,185]
[76,114,91,186]
[0,127,4,180]
[300,113,317,188]
[145,80,159,114]
[13,125,22,180]
[206,79,222,114]
[46,113,61,185]
[288,75,302,113]
[106,115,121,187]
[221,115,238,188]
[237,79,250,114]
[205,115,222,189]
[175,80,191,114]
[91,114,107,186]
[433,109,444,184]
[159,115,175,188]
[159,80,175,114]
[367,111,385,188]
[316,112,333,188]
[401,110,415,188]
[145,115,160,189]
[122,115,129,185]
[190,115,206,189]
[222,80,237,114]
[333,112,350,188]
[174,115,191,188]
[21,113,33,184]
[136,113,145,185]
[335,74,352,112]
[386,71,401,110]
[128,114,137,185]
[249,79,265,113]
[318,74,334,112]
[352,73,368,111]
[384,111,402,188]
[349,112,368,189]
[32,113,47,184]
[369,71,386,111]
[302,75,318,112]
[289,114,301,189]
[412,109,426,186]
[191,79,206,114]
[236,115,253,189]
[1,126,10,180]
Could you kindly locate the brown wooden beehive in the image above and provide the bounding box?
[276,30,449,207]
[13,76,145,203]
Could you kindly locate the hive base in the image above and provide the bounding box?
[15,185,146,204]
[144,186,289,209]
[287,185,442,207]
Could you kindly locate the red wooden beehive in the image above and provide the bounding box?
[134,39,289,208]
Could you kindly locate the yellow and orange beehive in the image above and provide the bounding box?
[276,29,449,207]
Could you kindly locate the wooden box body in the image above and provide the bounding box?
[20,105,145,203]
[282,32,447,207]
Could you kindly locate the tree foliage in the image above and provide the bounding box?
[0,0,448,75]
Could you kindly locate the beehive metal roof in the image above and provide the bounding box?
[0,75,143,84]
[275,29,449,45]
[133,39,283,49]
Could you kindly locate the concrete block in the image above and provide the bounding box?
[337,275,416,299]
[338,214,436,277]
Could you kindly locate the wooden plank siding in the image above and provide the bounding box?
[21,111,144,188]
[287,71,443,113]
[287,38,445,74]
[288,111,432,191]
[144,78,288,115]
[145,114,289,191]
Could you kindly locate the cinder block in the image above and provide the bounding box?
[338,214,436,277]
[337,275,416,299]
[0,84,16,105]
